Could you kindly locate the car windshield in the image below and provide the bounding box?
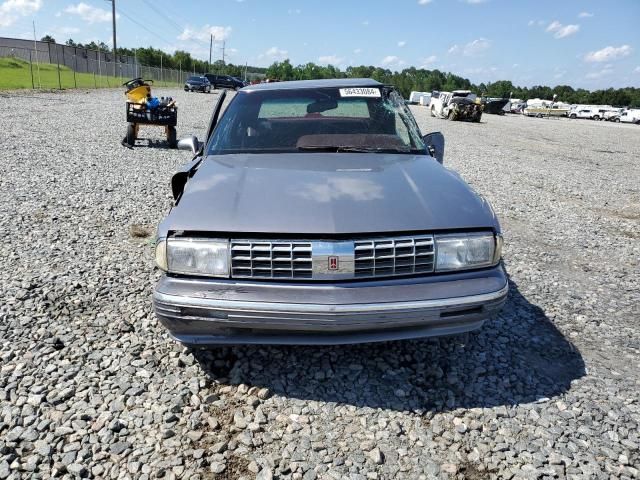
[207,86,425,155]
[188,76,203,82]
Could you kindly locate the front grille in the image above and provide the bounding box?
[230,241,313,279]
[354,235,435,278]
[230,235,436,281]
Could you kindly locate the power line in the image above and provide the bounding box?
[140,0,184,34]
[117,7,174,48]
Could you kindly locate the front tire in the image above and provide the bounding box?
[167,126,177,149]
[126,123,136,146]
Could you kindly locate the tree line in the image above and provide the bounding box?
[47,37,267,79]
[265,60,640,108]
[43,36,640,107]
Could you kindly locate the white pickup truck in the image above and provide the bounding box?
[569,107,603,120]
[429,90,483,122]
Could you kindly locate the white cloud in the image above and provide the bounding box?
[0,0,41,27]
[555,24,579,38]
[287,8,301,14]
[460,38,490,56]
[417,0,433,4]
[527,20,535,26]
[546,21,580,39]
[448,44,460,54]
[463,66,498,76]
[546,21,561,32]
[586,68,613,79]
[353,48,362,54]
[50,26,80,36]
[465,0,487,4]
[258,46,288,61]
[64,3,115,24]
[584,45,633,62]
[381,55,405,67]
[318,55,344,65]
[178,25,232,42]
[397,41,406,47]
[420,55,437,68]
[634,66,640,73]
[578,11,594,18]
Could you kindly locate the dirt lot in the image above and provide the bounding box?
[0,88,638,479]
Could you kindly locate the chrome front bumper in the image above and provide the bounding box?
[153,266,508,345]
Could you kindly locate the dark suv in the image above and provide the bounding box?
[204,74,246,90]
[184,76,211,93]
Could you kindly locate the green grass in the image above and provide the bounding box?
[0,57,181,90]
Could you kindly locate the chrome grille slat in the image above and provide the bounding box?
[353,234,434,279]
[231,240,313,279]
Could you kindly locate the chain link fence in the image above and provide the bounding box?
[0,38,204,90]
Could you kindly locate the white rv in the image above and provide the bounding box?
[618,109,640,124]
[408,91,431,106]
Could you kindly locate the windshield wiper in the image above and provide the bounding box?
[297,145,417,154]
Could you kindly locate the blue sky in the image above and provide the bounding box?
[1,0,639,89]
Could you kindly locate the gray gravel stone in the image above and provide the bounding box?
[0,89,637,480]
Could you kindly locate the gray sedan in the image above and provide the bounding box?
[153,78,507,346]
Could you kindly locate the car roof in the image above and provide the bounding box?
[243,78,383,92]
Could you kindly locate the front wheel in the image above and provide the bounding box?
[593,115,599,121]
[126,123,136,146]
[167,126,177,149]
[615,118,620,123]
[569,114,576,119]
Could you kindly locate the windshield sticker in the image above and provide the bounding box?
[339,88,381,98]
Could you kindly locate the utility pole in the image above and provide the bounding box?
[222,40,226,65]
[105,0,117,76]
[208,34,213,72]
[32,20,41,88]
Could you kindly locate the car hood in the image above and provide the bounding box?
[160,153,498,236]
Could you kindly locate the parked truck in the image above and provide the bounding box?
[429,90,483,122]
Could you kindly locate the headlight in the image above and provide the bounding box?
[155,239,168,271]
[435,233,497,272]
[166,238,230,277]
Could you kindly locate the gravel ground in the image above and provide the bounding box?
[0,88,639,480]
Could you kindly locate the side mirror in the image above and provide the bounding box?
[423,132,445,164]
[177,135,202,155]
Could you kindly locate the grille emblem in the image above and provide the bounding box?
[328,256,339,270]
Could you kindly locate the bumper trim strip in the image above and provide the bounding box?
[154,284,508,316]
